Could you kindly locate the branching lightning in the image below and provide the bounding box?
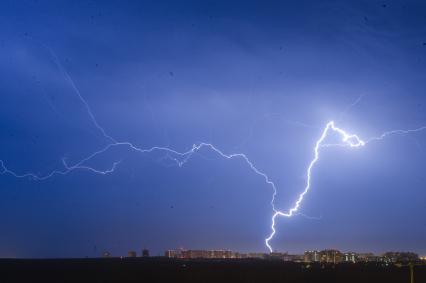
[264,121,426,252]
[1,50,426,252]
[265,121,365,252]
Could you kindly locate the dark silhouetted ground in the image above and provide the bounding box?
[0,258,424,283]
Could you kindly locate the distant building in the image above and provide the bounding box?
[233,252,247,259]
[165,249,235,259]
[304,250,320,262]
[127,251,137,258]
[357,253,376,262]
[319,249,343,264]
[343,252,357,263]
[182,250,231,259]
[165,250,181,258]
[210,250,233,259]
[142,249,150,257]
[181,250,207,259]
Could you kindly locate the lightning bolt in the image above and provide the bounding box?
[2,48,426,252]
[264,121,426,252]
[265,121,365,252]
[3,118,425,254]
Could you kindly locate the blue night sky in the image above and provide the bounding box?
[1,0,426,258]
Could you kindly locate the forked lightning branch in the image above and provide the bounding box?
[1,76,426,252]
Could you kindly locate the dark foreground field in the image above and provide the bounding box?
[0,258,424,283]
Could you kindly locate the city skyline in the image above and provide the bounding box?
[111,247,424,264]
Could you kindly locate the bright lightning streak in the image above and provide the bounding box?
[264,121,426,252]
[1,114,426,253]
[2,47,426,252]
[265,121,365,252]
